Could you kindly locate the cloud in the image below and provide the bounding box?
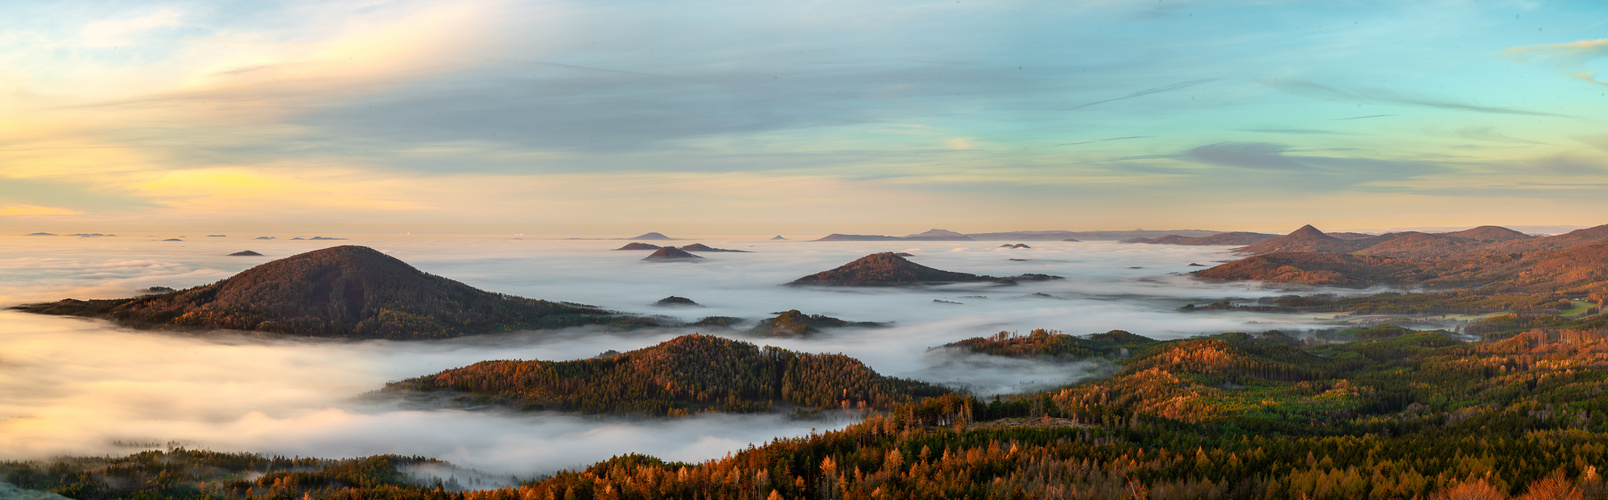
[1531,153,1608,176]
[0,177,157,211]
[1054,136,1152,147]
[1237,128,1341,135]
[1456,126,1548,145]
[81,9,184,47]
[0,205,79,216]
[1335,114,1394,121]
[1268,80,1567,117]
[1069,79,1216,110]
[0,240,1343,474]
[1185,143,1310,170]
[74,2,503,122]
[1575,134,1608,153]
[1503,39,1608,85]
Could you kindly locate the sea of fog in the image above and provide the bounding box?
[0,234,1350,477]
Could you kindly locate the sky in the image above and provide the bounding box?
[3,0,1608,235]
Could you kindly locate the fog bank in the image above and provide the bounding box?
[0,235,1345,475]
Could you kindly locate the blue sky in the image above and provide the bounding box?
[2,0,1607,235]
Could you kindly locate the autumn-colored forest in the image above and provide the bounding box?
[12,325,1608,499]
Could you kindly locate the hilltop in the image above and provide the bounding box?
[1234,225,1376,254]
[1123,231,1279,246]
[788,252,1060,286]
[623,232,676,240]
[614,242,661,250]
[643,247,702,261]
[678,243,748,252]
[749,309,885,336]
[1197,242,1608,295]
[815,229,973,241]
[942,328,1156,359]
[385,334,948,416]
[1226,224,1608,259]
[12,245,628,339]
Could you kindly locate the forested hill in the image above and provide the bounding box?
[482,328,1608,500]
[17,328,1608,499]
[11,245,633,340]
[1196,242,1608,295]
[386,334,950,416]
[942,328,1155,358]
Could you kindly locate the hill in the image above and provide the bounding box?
[1231,224,1557,258]
[1197,242,1608,295]
[624,232,676,240]
[642,247,702,261]
[1485,223,1608,253]
[1124,231,1279,246]
[814,229,973,241]
[678,243,748,252]
[788,252,1059,286]
[1350,232,1486,259]
[496,328,1608,500]
[11,245,626,339]
[614,242,661,250]
[749,309,885,336]
[1193,252,1431,287]
[942,328,1155,358]
[227,250,263,256]
[385,334,949,416]
[1445,225,1532,241]
[1234,225,1374,254]
[1486,241,1608,293]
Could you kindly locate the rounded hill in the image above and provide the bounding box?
[14,245,620,339]
[789,252,992,286]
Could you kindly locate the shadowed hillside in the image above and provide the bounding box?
[387,334,948,416]
[643,247,702,260]
[789,252,1059,286]
[12,246,629,339]
[1124,231,1279,246]
[1197,242,1608,295]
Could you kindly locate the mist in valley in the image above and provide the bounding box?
[0,235,1359,478]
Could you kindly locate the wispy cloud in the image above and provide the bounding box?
[1068,79,1216,110]
[1335,114,1394,121]
[1456,126,1548,145]
[1504,39,1608,85]
[1237,127,1340,135]
[1054,136,1152,147]
[1575,134,1608,153]
[1186,143,1310,171]
[1268,80,1567,117]
[80,8,184,47]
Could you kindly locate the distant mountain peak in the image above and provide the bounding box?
[1291,224,1328,237]
[627,232,675,240]
[615,242,661,251]
[907,229,966,238]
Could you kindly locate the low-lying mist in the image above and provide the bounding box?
[0,235,1354,477]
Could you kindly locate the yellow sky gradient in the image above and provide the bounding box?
[3,1,1607,236]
